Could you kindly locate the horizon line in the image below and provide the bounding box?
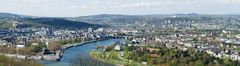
[0,12,240,17]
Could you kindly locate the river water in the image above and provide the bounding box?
[40,38,125,66]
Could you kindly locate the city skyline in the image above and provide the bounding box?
[0,0,240,17]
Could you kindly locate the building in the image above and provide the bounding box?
[88,27,93,33]
[114,44,121,51]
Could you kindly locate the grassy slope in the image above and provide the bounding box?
[89,50,146,66]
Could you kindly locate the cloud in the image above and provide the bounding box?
[109,1,173,8]
[93,0,100,4]
[0,0,240,17]
[119,2,162,8]
[219,0,240,3]
[80,5,89,9]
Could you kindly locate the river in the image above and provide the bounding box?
[39,38,125,66]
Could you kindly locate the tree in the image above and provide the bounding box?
[0,55,42,66]
[194,60,204,66]
[47,43,61,51]
[170,60,178,66]
[17,47,32,55]
[32,46,43,53]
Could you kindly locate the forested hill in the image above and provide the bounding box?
[0,17,105,29]
[0,13,21,18]
[66,14,240,25]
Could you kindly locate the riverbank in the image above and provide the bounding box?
[0,37,123,61]
[62,37,123,51]
[58,37,123,61]
[42,38,125,66]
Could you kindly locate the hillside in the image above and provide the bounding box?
[0,12,33,18]
[0,13,105,29]
[0,17,105,29]
[66,14,147,24]
[66,14,240,26]
[0,13,20,18]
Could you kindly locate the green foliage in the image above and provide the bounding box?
[0,22,14,28]
[0,55,42,66]
[125,45,240,66]
[0,18,104,29]
[30,43,47,53]
[104,46,113,52]
[90,50,146,66]
[90,42,240,66]
[56,38,82,45]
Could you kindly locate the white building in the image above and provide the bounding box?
[114,44,121,51]
[16,45,25,48]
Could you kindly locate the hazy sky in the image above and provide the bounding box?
[0,0,240,17]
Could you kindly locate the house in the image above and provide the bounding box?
[184,43,195,47]
[16,44,25,48]
[114,44,121,51]
[0,40,8,46]
[16,41,25,48]
[142,62,147,65]
[31,43,39,46]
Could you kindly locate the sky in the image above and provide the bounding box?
[0,0,240,17]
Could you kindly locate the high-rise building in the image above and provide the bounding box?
[46,28,54,35]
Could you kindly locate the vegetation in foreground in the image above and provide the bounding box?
[70,54,114,66]
[128,44,240,66]
[0,55,42,66]
[89,43,146,66]
[90,50,146,66]
[90,42,240,66]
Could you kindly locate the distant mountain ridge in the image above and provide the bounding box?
[0,12,34,18]
[0,17,105,29]
[1,12,240,27]
[0,13,105,29]
[64,13,240,26]
[1,12,239,18]
[0,13,20,18]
